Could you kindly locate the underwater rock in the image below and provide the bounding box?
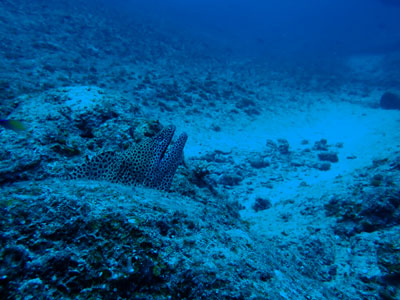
[218,173,243,186]
[380,92,400,110]
[313,162,331,171]
[313,139,329,151]
[277,139,290,155]
[265,139,278,154]
[252,197,272,212]
[318,152,339,163]
[248,154,270,169]
[325,189,400,237]
[0,150,42,184]
[377,241,400,295]
[0,177,268,300]
[200,150,233,164]
[370,174,384,187]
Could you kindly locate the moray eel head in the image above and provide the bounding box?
[67,125,188,191]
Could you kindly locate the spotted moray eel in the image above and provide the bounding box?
[67,125,187,191]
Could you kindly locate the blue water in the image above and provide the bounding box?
[108,0,400,58]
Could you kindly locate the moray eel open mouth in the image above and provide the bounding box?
[152,125,176,163]
[67,125,188,191]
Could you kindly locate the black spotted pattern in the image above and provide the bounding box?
[67,125,187,191]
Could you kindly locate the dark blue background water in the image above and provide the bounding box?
[107,0,400,60]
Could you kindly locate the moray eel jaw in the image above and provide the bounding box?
[150,130,188,190]
[144,125,188,190]
[151,125,176,165]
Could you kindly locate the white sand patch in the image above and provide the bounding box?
[178,99,400,178]
[64,86,106,110]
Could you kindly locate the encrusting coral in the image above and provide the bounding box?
[67,125,187,191]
